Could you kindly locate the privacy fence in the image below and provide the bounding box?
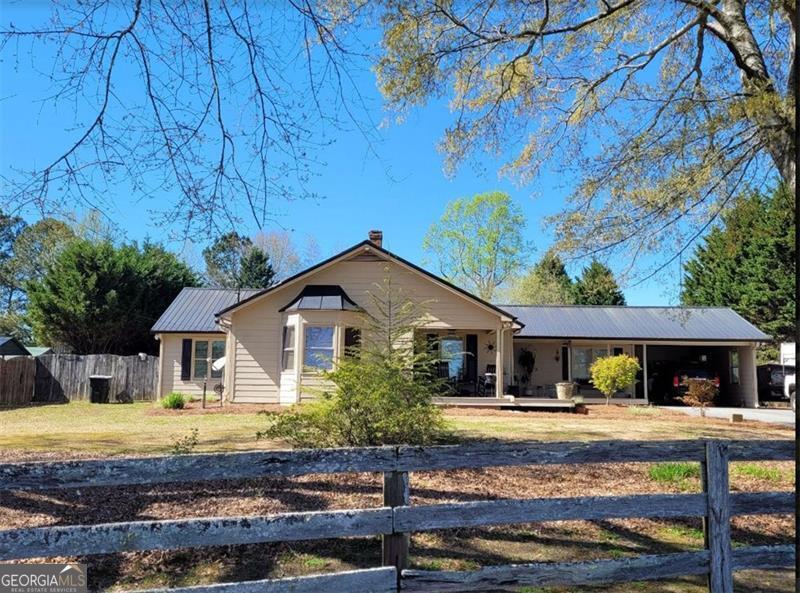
[0,353,158,406]
[0,439,794,593]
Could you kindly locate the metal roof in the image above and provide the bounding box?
[151,288,261,333]
[279,285,362,312]
[500,306,769,342]
[0,336,30,355]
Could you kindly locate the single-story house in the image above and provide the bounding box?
[151,231,769,408]
[0,336,30,359]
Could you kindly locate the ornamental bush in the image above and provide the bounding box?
[161,392,186,410]
[679,378,717,417]
[590,354,641,405]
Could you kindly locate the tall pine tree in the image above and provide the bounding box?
[239,247,275,289]
[572,260,626,305]
[682,186,795,353]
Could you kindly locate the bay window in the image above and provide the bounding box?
[282,326,296,371]
[303,326,335,371]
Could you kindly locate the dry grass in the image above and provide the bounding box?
[0,402,794,591]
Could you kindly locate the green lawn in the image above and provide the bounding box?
[0,402,272,456]
[0,401,793,458]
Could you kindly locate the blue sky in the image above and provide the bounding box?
[0,2,686,305]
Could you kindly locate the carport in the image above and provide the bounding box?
[501,306,769,408]
[645,342,758,407]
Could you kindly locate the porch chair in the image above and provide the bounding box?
[478,364,497,396]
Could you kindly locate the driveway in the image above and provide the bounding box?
[661,406,795,426]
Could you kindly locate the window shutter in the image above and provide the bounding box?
[181,339,192,381]
[465,334,478,382]
[561,346,569,381]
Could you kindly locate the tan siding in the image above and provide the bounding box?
[159,333,226,397]
[226,259,508,404]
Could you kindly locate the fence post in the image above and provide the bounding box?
[704,440,733,593]
[382,469,409,586]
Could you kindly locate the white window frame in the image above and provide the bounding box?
[282,325,297,372]
[302,324,337,373]
[192,338,225,381]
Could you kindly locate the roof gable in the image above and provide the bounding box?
[215,240,519,324]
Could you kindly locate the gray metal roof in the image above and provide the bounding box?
[151,288,261,333]
[500,306,769,342]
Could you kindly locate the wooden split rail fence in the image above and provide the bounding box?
[0,439,794,593]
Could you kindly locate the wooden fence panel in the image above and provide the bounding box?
[130,568,398,593]
[0,439,793,593]
[33,353,158,402]
[0,508,393,560]
[0,357,36,406]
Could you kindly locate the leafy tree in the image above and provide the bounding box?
[27,239,198,354]
[423,191,529,300]
[238,246,275,289]
[253,230,302,280]
[259,272,449,447]
[572,261,626,306]
[203,232,252,288]
[590,354,641,405]
[0,212,26,313]
[0,216,75,341]
[682,185,796,354]
[357,0,795,275]
[503,251,574,305]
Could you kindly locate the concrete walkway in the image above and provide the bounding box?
[660,406,795,426]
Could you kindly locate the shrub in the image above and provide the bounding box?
[679,378,717,416]
[259,271,450,447]
[161,392,186,409]
[171,427,198,454]
[590,354,640,405]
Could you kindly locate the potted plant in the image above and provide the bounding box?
[517,348,535,395]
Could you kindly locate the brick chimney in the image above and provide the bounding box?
[368,229,383,248]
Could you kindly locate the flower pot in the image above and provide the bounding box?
[555,382,574,400]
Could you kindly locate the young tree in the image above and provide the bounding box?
[259,271,448,447]
[202,232,252,288]
[423,191,530,300]
[27,239,198,354]
[359,1,795,277]
[238,247,275,289]
[590,354,641,405]
[503,252,574,305]
[682,186,796,355]
[572,261,626,306]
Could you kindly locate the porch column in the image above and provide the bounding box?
[643,344,649,404]
[495,325,504,398]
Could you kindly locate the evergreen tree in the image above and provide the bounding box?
[27,239,198,354]
[682,186,795,350]
[238,246,275,289]
[503,251,574,305]
[203,232,252,288]
[572,260,626,305]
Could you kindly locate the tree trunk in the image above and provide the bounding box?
[715,0,796,190]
